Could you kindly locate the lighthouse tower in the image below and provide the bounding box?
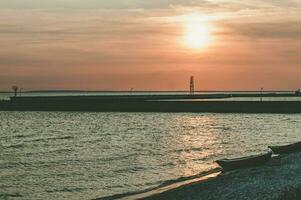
[190,76,194,94]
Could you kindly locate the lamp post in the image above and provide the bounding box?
[12,86,18,97]
[260,87,263,102]
[190,76,194,95]
[19,88,23,96]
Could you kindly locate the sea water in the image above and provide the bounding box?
[1,111,301,199]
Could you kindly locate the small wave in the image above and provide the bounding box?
[214,126,232,131]
[161,162,176,167]
[28,135,73,142]
[14,134,34,139]
[28,138,44,142]
[4,143,24,149]
[113,166,146,174]
[190,147,203,152]
[0,193,23,198]
[79,136,112,144]
[50,135,73,140]
[172,149,184,153]
[0,161,26,169]
[156,168,221,187]
[46,187,85,193]
[98,153,139,162]
[48,148,73,154]
[171,146,208,153]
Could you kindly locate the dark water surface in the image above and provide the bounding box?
[1,112,301,199]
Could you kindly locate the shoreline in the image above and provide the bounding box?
[96,168,222,200]
[120,171,221,200]
[134,152,301,200]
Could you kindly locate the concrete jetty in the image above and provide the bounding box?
[1,93,301,113]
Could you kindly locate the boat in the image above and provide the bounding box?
[216,151,272,171]
[269,141,301,154]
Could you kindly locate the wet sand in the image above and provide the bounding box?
[131,152,301,200]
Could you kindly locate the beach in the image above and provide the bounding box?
[136,152,301,200]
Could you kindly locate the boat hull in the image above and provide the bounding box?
[269,142,301,154]
[216,151,272,171]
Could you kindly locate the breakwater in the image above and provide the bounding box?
[1,94,301,113]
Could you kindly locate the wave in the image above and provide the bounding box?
[0,193,23,198]
[47,148,73,154]
[14,134,34,139]
[46,187,85,193]
[4,143,24,149]
[27,135,73,142]
[98,153,140,162]
[171,146,210,153]
[113,166,147,174]
[155,168,221,187]
[95,168,221,200]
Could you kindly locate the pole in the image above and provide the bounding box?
[260,87,263,102]
[19,88,23,97]
[190,76,194,94]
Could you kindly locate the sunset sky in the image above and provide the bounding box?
[0,0,300,91]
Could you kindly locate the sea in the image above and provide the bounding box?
[1,92,301,199]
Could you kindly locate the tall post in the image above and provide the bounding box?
[12,86,18,97]
[190,76,194,94]
[260,87,263,102]
[19,88,23,97]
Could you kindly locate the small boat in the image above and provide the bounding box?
[216,151,272,171]
[269,141,301,154]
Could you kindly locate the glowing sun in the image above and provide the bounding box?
[183,13,212,50]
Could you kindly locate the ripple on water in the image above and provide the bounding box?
[26,135,74,142]
[0,112,301,200]
[46,187,86,193]
[4,143,25,149]
[0,193,23,198]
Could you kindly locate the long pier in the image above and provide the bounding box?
[0,93,301,113]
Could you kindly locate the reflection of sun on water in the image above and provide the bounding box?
[183,13,212,50]
[171,115,221,176]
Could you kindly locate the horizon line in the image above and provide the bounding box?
[0,90,297,93]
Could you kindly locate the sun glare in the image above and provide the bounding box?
[183,13,212,50]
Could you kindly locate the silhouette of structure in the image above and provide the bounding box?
[260,87,263,102]
[12,86,18,97]
[19,88,23,96]
[190,76,194,94]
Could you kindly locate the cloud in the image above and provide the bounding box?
[217,21,301,40]
[0,0,213,10]
[0,0,301,90]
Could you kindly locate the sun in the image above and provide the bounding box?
[183,13,212,50]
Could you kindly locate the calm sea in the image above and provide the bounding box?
[0,92,301,199]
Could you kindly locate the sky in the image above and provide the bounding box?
[0,0,301,91]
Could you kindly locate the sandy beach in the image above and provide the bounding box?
[131,152,301,200]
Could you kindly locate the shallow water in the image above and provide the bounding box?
[0,112,301,199]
